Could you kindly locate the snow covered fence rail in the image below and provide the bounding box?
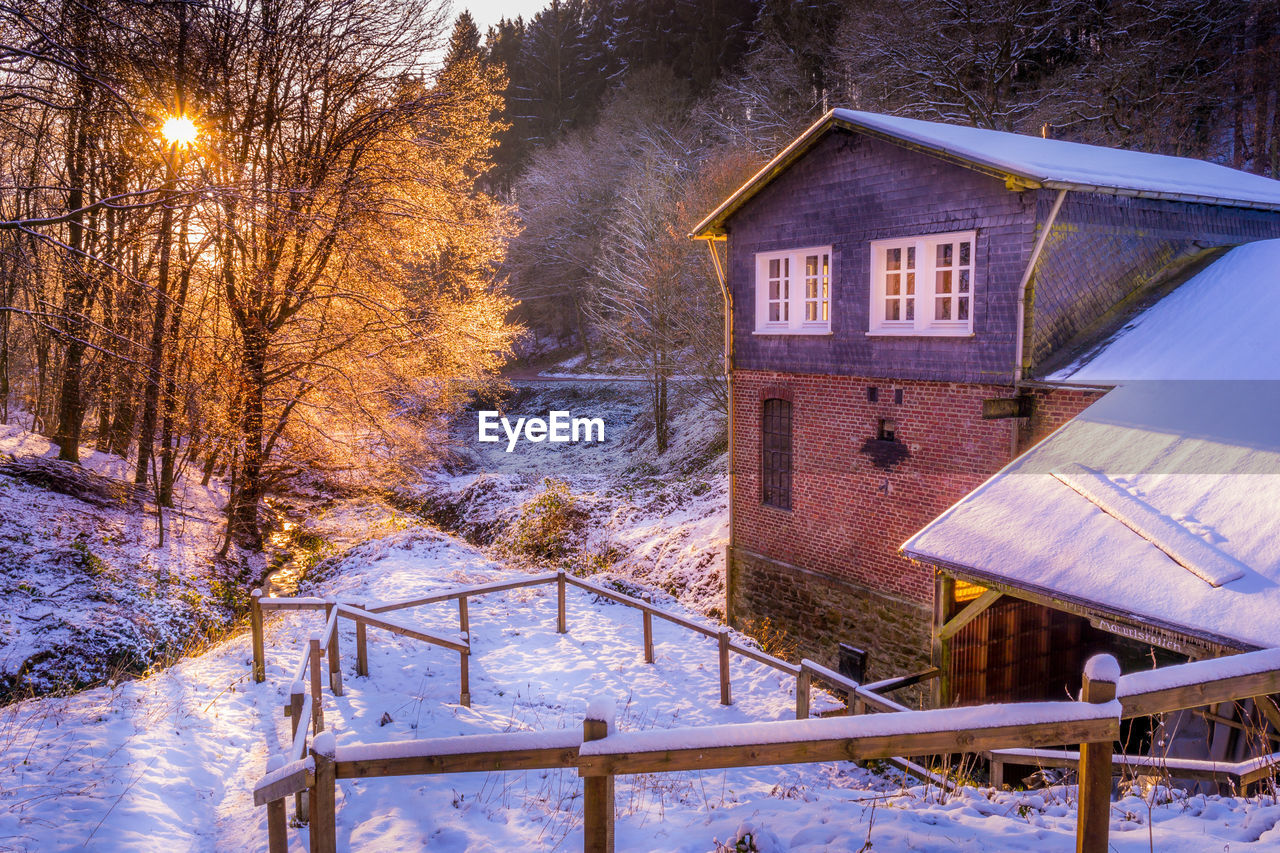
[987,646,1280,792]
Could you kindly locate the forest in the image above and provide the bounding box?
[1,0,1277,556]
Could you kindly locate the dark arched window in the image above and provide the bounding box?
[761,398,792,509]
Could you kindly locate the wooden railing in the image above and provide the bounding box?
[987,647,1280,794]
[248,575,1280,853]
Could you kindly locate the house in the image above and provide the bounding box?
[691,109,1280,707]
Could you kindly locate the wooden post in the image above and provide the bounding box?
[309,636,325,734]
[287,683,306,819]
[458,595,470,641]
[718,627,732,706]
[931,573,955,708]
[1076,654,1118,853]
[310,733,337,853]
[582,710,615,853]
[250,589,266,683]
[354,603,368,678]
[557,570,567,634]
[265,755,288,853]
[989,754,1005,789]
[459,649,471,708]
[642,595,654,664]
[324,601,343,697]
[796,665,811,720]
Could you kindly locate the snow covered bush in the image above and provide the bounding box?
[500,477,585,562]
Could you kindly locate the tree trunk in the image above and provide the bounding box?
[229,327,267,549]
[134,174,175,484]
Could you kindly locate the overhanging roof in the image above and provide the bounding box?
[691,110,1280,238]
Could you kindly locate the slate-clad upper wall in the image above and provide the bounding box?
[725,130,1035,384]
[1029,192,1280,370]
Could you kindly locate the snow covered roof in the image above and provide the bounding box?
[1050,240,1280,383]
[902,380,1280,650]
[691,110,1280,238]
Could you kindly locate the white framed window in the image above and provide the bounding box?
[754,246,832,334]
[868,231,975,335]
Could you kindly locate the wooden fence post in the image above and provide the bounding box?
[289,681,307,820]
[642,595,654,664]
[459,649,471,708]
[557,570,567,634]
[354,602,368,678]
[718,627,732,706]
[582,705,615,853]
[310,732,337,853]
[265,754,288,853]
[324,600,343,696]
[989,754,1005,789]
[458,596,470,641]
[250,589,266,683]
[310,636,325,734]
[796,665,811,720]
[1076,654,1118,853]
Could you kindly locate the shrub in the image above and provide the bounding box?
[503,478,583,562]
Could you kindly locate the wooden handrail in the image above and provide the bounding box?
[576,700,1121,777]
[335,604,468,652]
[1117,648,1280,718]
[334,730,583,779]
[369,573,559,613]
[988,746,1280,784]
[254,757,315,806]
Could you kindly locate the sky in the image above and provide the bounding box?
[457,0,546,34]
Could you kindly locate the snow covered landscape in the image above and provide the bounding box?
[1,395,1279,851]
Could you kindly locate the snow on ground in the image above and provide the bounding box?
[0,424,235,696]
[4,526,1278,851]
[418,379,730,615]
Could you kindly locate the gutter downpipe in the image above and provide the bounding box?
[703,236,735,624]
[1010,187,1068,456]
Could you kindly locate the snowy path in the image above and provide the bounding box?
[3,527,1279,851]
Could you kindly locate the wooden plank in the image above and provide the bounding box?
[577,716,1119,777]
[558,570,567,633]
[325,602,343,697]
[932,574,955,707]
[863,668,941,694]
[254,766,314,806]
[335,745,581,779]
[728,642,801,677]
[266,797,287,853]
[336,605,468,652]
[796,668,810,720]
[458,596,470,641]
[937,589,1001,641]
[1077,658,1118,853]
[311,745,337,853]
[1119,670,1280,719]
[355,603,369,678]
[583,715,614,853]
[642,608,654,664]
[257,597,329,611]
[309,638,324,734]
[718,628,732,706]
[989,747,1260,782]
[459,650,470,708]
[370,574,557,613]
[290,695,312,762]
[250,589,266,683]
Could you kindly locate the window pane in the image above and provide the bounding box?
[906,272,915,295]
[885,299,899,320]
[783,257,789,276]
[906,246,915,268]
[936,270,952,293]
[769,304,780,322]
[886,273,900,295]
[905,298,915,321]
[959,269,970,293]
[958,297,969,321]
[769,281,779,300]
[960,241,970,266]
[769,258,779,277]
[886,248,900,271]
[937,243,952,267]
[762,399,792,509]
[936,297,951,320]
[782,302,788,321]
[806,255,818,276]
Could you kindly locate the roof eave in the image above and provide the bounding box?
[903,549,1255,653]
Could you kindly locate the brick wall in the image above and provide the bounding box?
[728,368,1102,692]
